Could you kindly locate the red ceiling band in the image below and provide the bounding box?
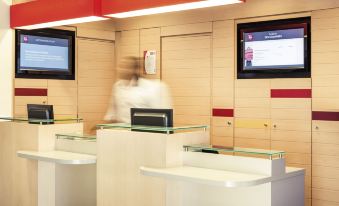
[10,0,104,29]
[11,0,245,28]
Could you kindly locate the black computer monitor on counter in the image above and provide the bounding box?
[130,108,173,132]
[27,104,54,124]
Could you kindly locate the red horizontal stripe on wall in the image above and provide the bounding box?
[212,109,234,117]
[15,88,47,96]
[271,89,312,98]
[313,111,339,121]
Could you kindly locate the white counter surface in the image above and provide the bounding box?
[140,166,304,188]
[17,150,96,165]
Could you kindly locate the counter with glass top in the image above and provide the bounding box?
[140,144,304,206]
[0,116,82,124]
[96,122,208,133]
[183,144,285,159]
[96,123,210,206]
[95,123,304,206]
[0,117,96,206]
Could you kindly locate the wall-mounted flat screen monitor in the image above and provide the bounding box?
[130,108,173,133]
[15,28,75,80]
[27,104,54,124]
[237,17,311,79]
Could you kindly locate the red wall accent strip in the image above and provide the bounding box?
[312,111,339,121]
[271,89,312,98]
[212,109,234,117]
[15,88,48,97]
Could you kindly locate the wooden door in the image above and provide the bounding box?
[77,38,115,134]
[162,34,212,127]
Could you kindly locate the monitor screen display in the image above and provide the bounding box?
[243,28,305,71]
[19,35,70,71]
[15,29,75,80]
[237,17,311,79]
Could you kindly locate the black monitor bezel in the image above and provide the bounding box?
[237,17,311,79]
[130,108,173,129]
[15,28,76,80]
[27,104,54,124]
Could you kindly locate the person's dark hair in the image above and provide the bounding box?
[124,56,140,80]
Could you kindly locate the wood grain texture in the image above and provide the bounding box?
[162,34,212,127]
[312,8,339,205]
[77,39,115,134]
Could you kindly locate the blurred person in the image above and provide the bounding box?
[104,56,172,123]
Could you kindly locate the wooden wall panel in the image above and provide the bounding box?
[14,79,48,116]
[312,8,339,206]
[47,80,78,117]
[75,20,115,41]
[77,39,115,134]
[161,22,212,37]
[115,30,140,83]
[234,79,271,150]
[162,34,211,127]
[211,20,234,147]
[270,79,312,205]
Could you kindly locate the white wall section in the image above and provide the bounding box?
[0,0,13,117]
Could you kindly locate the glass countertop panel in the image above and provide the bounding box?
[56,133,96,141]
[184,144,285,158]
[96,123,208,133]
[0,117,83,123]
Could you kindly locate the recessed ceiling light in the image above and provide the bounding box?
[104,0,244,18]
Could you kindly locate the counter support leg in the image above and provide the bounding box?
[38,161,56,206]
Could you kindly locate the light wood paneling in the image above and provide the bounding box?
[212,117,233,147]
[14,96,47,106]
[14,79,48,116]
[312,8,339,206]
[312,199,339,206]
[234,128,270,140]
[234,76,271,149]
[270,81,311,206]
[271,130,311,143]
[235,138,271,150]
[14,79,48,88]
[235,118,271,129]
[161,22,212,36]
[115,30,140,89]
[162,34,212,126]
[77,39,115,134]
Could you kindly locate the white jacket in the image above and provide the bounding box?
[104,78,172,123]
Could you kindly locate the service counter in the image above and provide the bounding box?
[0,118,96,206]
[0,120,305,206]
[96,124,304,206]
